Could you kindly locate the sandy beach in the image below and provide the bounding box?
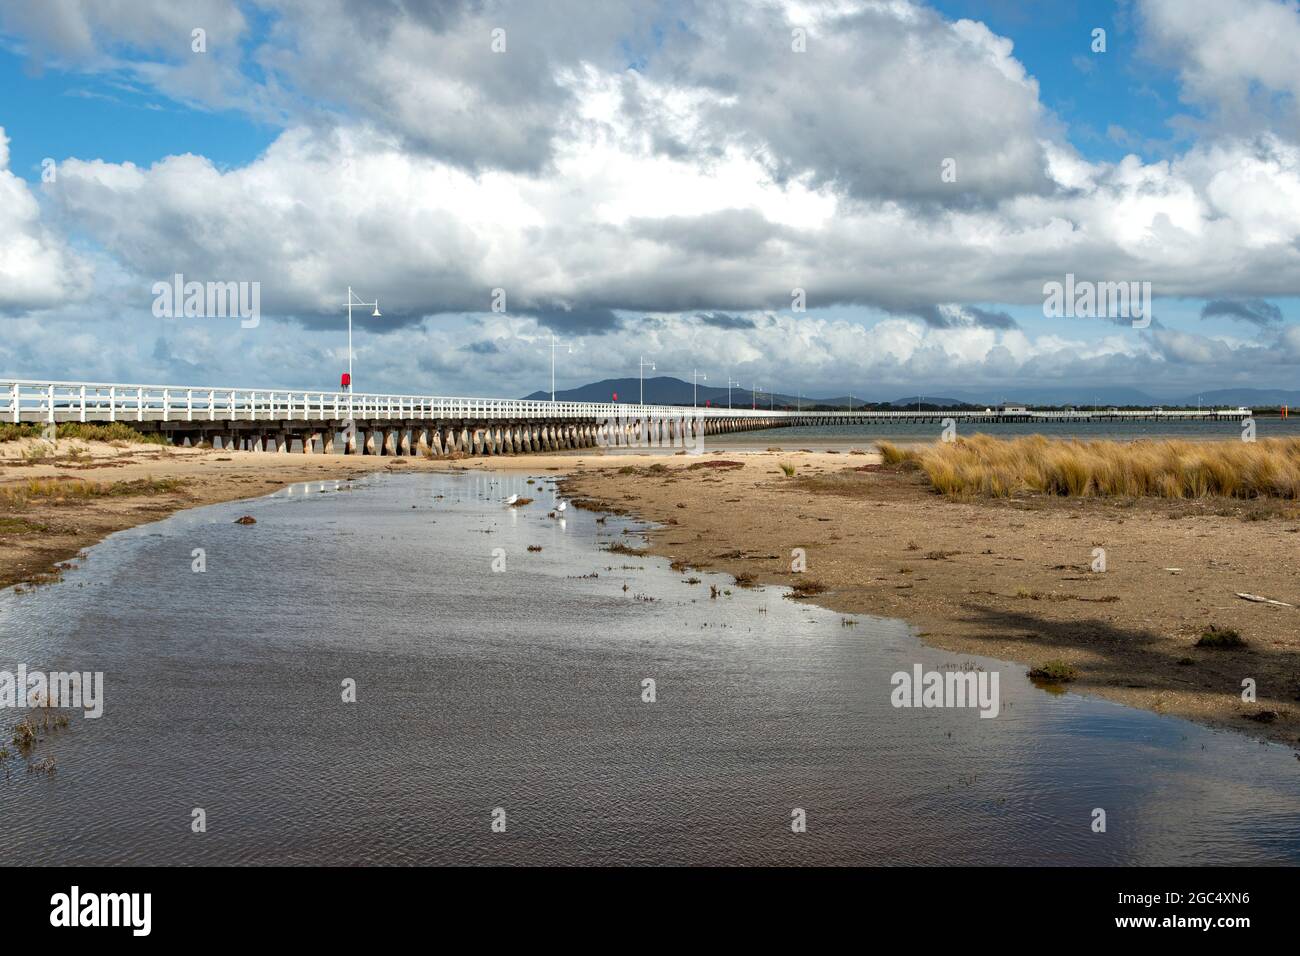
[4,437,1298,748]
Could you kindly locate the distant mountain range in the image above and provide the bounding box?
[523,378,1300,409]
[1175,389,1300,407]
[523,377,801,407]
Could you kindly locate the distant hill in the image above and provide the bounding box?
[523,376,802,407]
[933,387,1164,407]
[523,377,1293,409]
[888,396,980,409]
[525,378,997,408]
[1174,389,1300,407]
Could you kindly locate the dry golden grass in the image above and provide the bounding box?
[877,440,911,465]
[894,435,1300,499]
[0,476,186,504]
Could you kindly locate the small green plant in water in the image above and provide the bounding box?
[1028,660,1078,682]
[12,718,37,751]
[603,542,647,557]
[788,579,826,598]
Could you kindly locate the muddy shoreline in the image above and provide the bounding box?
[0,438,451,591]
[549,450,1300,749]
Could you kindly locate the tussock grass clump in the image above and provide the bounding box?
[876,441,918,465]
[906,435,1300,500]
[1196,625,1247,649]
[779,462,796,477]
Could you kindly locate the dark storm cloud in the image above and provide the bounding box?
[1200,298,1283,327]
[696,314,759,332]
[629,209,784,258]
[964,306,1020,329]
[695,311,756,330]
[517,305,622,335]
[270,0,671,174]
[888,304,1019,330]
[893,304,953,328]
[338,0,467,30]
[287,307,432,333]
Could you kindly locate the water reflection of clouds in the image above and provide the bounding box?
[983,689,1300,864]
[3,469,1297,864]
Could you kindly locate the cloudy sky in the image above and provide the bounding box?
[1,0,1298,401]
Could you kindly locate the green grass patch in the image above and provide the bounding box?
[1195,625,1247,649]
[55,423,169,444]
[0,424,42,442]
[0,422,169,445]
[0,516,50,534]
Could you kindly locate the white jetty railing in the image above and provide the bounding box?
[1,378,793,425]
[1,379,1251,425]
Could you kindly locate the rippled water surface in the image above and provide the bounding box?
[1,471,1297,865]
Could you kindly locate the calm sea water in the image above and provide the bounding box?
[709,417,1300,451]
[1,471,1297,865]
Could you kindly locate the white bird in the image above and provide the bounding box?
[556,500,568,512]
[505,494,519,505]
